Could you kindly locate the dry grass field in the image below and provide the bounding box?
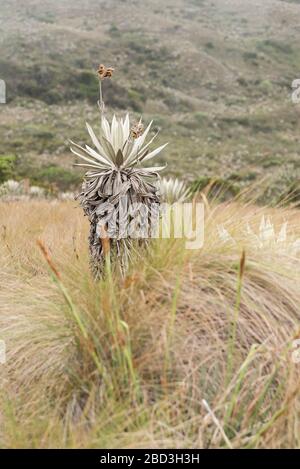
[1,0,300,452]
[1,198,300,448]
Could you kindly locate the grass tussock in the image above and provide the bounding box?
[0,199,300,448]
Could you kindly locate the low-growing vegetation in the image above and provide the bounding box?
[1,0,300,451]
[1,198,300,448]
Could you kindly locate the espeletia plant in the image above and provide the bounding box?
[158,177,190,204]
[70,64,168,278]
[218,215,300,255]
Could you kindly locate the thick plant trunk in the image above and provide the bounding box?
[88,218,104,279]
[88,217,114,279]
[78,169,160,279]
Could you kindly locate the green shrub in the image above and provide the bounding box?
[278,179,300,206]
[109,24,120,36]
[33,165,81,190]
[194,111,209,124]
[127,89,145,112]
[258,79,273,94]
[0,155,16,183]
[190,176,240,200]
[257,39,293,55]
[243,51,258,61]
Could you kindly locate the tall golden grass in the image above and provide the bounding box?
[0,199,300,448]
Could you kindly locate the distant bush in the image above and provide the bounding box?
[237,77,248,87]
[204,42,214,49]
[243,51,258,61]
[163,94,191,112]
[32,12,55,24]
[94,80,147,111]
[219,115,274,133]
[190,176,240,200]
[0,155,16,183]
[32,165,81,191]
[109,24,121,36]
[194,111,209,124]
[127,89,145,112]
[76,71,99,101]
[257,39,293,55]
[258,79,273,94]
[279,179,300,206]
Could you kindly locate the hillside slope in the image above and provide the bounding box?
[1,0,300,198]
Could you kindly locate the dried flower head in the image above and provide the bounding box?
[131,121,144,139]
[97,64,114,80]
[239,249,246,280]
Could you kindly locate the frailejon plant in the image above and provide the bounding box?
[70,65,168,278]
[158,177,190,204]
[217,215,300,255]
